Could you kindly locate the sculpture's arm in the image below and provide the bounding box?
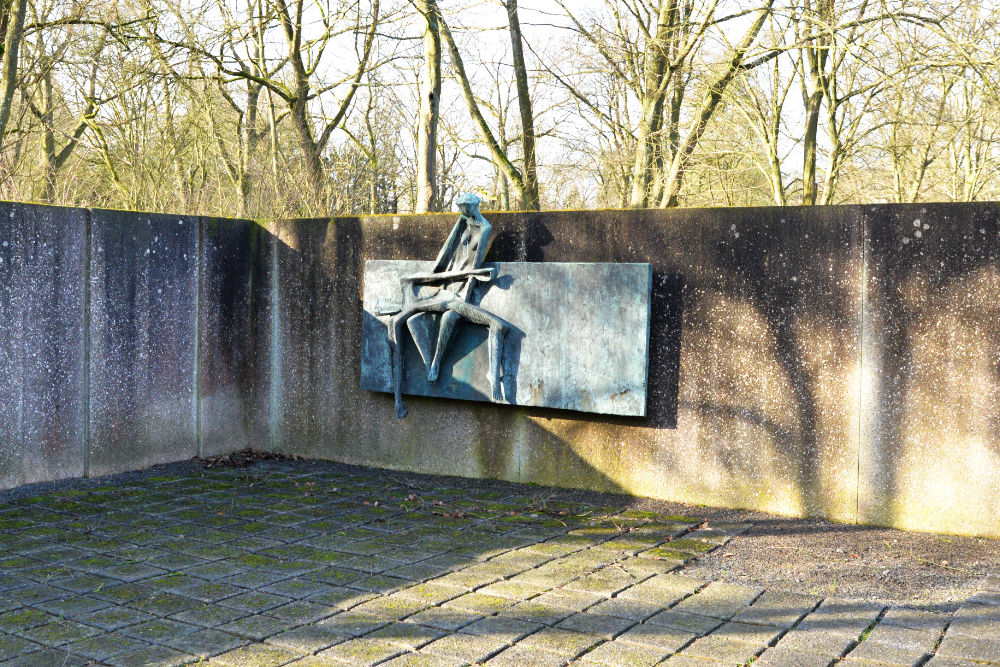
[431,219,464,272]
[401,267,494,284]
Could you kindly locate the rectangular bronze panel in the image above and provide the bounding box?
[361,260,652,416]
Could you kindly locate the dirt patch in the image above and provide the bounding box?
[679,516,998,611]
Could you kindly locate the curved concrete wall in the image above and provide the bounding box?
[2,200,998,538]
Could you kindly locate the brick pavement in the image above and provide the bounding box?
[0,460,997,666]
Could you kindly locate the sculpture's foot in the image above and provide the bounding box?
[427,364,439,382]
[489,374,504,403]
[395,401,408,419]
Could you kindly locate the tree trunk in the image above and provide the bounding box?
[659,0,774,207]
[506,0,539,210]
[628,1,674,208]
[0,0,27,144]
[415,0,441,212]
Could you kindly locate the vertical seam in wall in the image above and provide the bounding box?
[856,210,866,524]
[194,217,203,457]
[269,230,280,452]
[82,209,92,477]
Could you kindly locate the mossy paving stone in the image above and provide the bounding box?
[129,591,203,616]
[484,644,571,666]
[317,637,406,665]
[645,609,723,636]
[775,627,857,655]
[517,627,602,656]
[497,599,575,626]
[421,631,510,663]
[64,632,151,660]
[442,592,515,616]
[223,568,288,589]
[220,591,292,613]
[264,623,348,654]
[367,621,445,650]
[213,643,300,666]
[77,604,157,631]
[350,595,430,620]
[314,611,390,637]
[170,604,248,628]
[34,594,110,617]
[4,585,65,606]
[0,608,58,632]
[182,580,247,603]
[263,579,338,600]
[162,627,247,657]
[16,619,101,646]
[218,613,292,641]
[121,617,203,643]
[307,587,371,610]
[0,633,42,660]
[106,644,197,666]
[183,561,249,580]
[269,601,335,625]
[401,606,482,632]
[4,647,92,667]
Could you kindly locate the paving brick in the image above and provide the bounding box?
[776,627,857,656]
[460,615,541,643]
[645,608,723,635]
[366,621,444,650]
[163,627,246,657]
[863,623,940,652]
[484,644,570,666]
[754,646,837,666]
[518,627,602,656]
[671,582,761,620]
[317,637,405,665]
[710,620,783,647]
[555,612,635,639]
[936,633,1000,662]
[106,644,196,666]
[615,623,693,652]
[421,631,510,663]
[64,632,151,660]
[0,633,42,660]
[680,634,763,663]
[213,643,300,666]
[843,638,927,665]
[587,597,662,621]
[879,607,950,633]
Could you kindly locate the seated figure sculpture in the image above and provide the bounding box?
[387,193,509,418]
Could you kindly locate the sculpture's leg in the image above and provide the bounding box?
[486,322,507,402]
[447,301,508,403]
[388,314,408,419]
[428,310,461,382]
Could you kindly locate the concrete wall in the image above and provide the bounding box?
[3,200,999,538]
[0,205,264,485]
[0,202,86,488]
[266,204,1000,538]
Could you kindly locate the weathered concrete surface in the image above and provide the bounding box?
[860,203,1000,536]
[87,209,199,476]
[199,218,272,456]
[271,208,863,525]
[361,260,652,416]
[0,202,86,489]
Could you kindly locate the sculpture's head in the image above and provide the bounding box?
[455,192,482,219]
